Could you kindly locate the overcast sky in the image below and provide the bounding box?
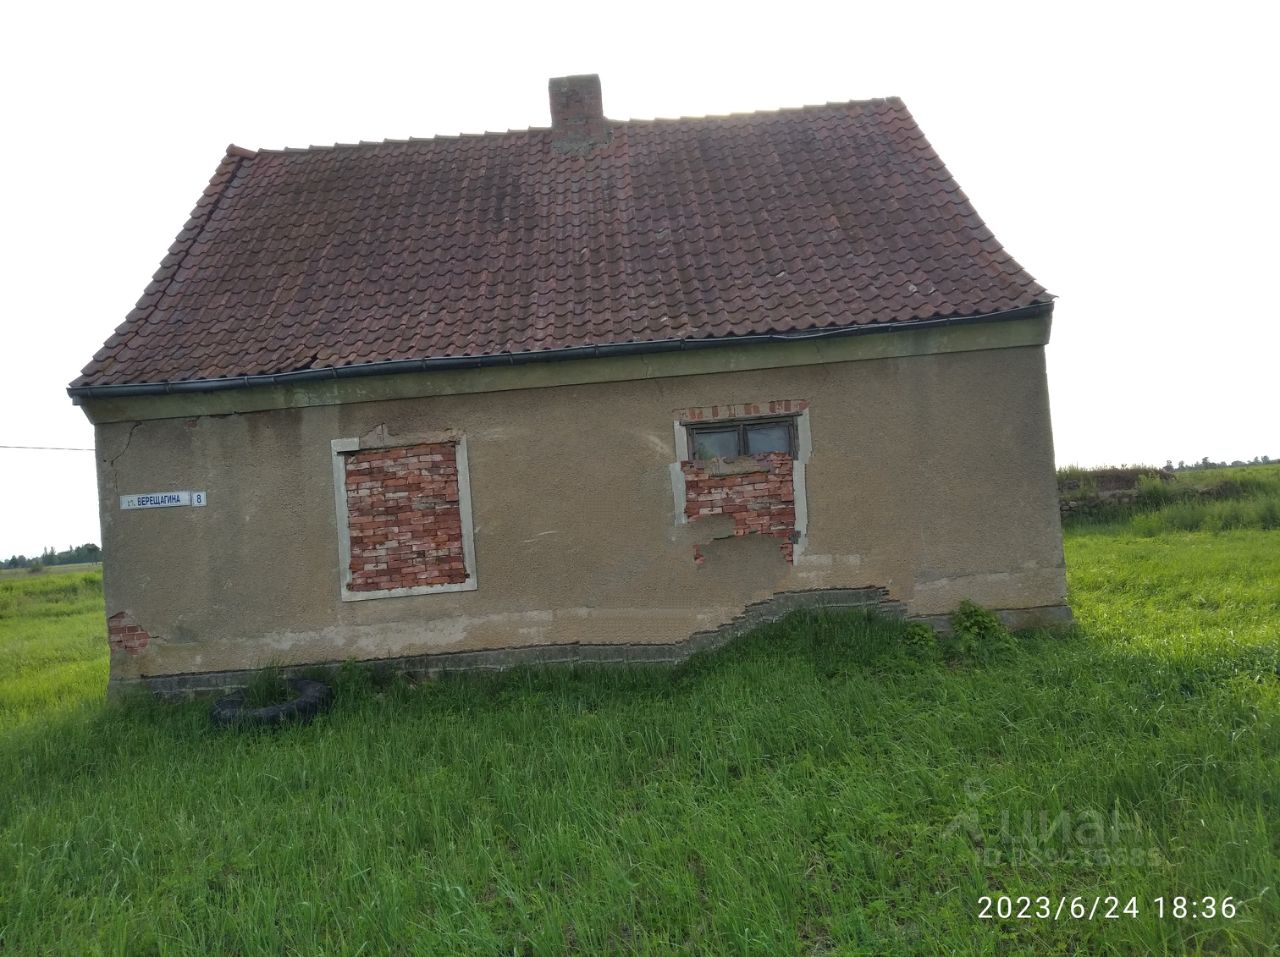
[1,0,1276,557]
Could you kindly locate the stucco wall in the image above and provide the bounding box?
[91,343,1066,685]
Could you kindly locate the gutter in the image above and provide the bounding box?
[67,302,1052,403]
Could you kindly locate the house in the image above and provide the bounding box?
[70,75,1070,696]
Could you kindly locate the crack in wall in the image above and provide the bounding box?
[107,422,140,468]
[105,421,141,495]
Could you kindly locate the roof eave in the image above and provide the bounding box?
[67,302,1053,404]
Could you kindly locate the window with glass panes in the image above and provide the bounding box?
[687,417,797,461]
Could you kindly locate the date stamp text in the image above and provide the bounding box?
[978,895,1238,921]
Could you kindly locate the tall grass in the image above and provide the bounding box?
[0,573,106,729]
[0,537,1277,954]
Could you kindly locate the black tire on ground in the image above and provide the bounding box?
[210,678,333,729]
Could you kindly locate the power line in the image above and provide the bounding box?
[0,444,95,451]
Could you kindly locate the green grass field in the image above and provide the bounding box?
[0,561,103,580]
[0,529,1276,954]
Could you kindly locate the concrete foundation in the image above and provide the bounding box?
[109,587,1071,698]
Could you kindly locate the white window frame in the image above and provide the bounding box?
[330,435,478,602]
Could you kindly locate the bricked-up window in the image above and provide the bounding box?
[672,400,809,563]
[332,437,477,600]
[678,412,804,563]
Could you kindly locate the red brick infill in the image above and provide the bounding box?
[107,611,151,655]
[682,452,797,562]
[674,398,808,423]
[344,442,467,591]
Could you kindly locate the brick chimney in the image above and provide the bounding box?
[549,74,610,153]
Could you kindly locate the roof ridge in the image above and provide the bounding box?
[247,97,907,156]
[620,96,903,126]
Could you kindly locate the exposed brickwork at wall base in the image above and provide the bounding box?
[107,612,152,655]
[111,594,1074,700]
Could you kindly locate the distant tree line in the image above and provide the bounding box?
[3,544,102,571]
[1166,456,1273,471]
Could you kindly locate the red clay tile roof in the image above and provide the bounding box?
[72,97,1050,392]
